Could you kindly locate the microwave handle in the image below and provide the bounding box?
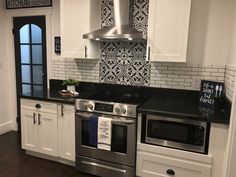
[76,112,135,125]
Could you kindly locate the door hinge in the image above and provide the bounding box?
[12,28,15,35]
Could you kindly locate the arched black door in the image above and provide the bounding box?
[13,16,47,132]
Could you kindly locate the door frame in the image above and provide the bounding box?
[5,9,52,132]
[13,15,48,132]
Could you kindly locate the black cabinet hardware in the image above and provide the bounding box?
[38,113,41,125]
[166,169,175,176]
[35,104,41,109]
[33,113,37,124]
[61,105,64,117]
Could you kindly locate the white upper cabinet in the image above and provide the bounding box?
[60,0,100,59]
[147,0,191,62]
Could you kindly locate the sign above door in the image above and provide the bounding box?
[6,0,52,9]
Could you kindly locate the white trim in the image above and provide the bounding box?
[0,121,14,135]
[26,150,75,166]
[224,76,236,177]
[5,7,53,130]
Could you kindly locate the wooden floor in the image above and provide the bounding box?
[0,131,94,177]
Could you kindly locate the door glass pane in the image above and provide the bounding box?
[20,45,30,64]
[111,124,127,153]
[20,25,30,43]
[33,85,43,97]
[32,45,42,64]
[81,120,96,148]
[31,24,42,43]
[22,84,31,95]
[21,65,31,83]
[33,65,43,84]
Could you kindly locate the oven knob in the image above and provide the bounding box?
[87,103,94,110]
[82,102,88,109]
[121,108,127,115]
[115,107,121,114]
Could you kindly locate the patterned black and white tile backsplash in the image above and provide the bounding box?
[99,0,151,86]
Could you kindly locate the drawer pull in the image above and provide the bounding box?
[38,113,41,125]
[33,113,37,124]
[166,169,175,176]
[35,104,41,109]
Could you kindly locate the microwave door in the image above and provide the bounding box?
[145,117,207,153]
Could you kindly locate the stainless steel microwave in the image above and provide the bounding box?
[141,115,210,154]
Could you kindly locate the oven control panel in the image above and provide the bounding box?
[75,99,137,118]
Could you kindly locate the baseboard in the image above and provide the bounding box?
[26,150,75,167]
[0,121,14,135]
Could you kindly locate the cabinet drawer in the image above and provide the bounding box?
[137,152,211,177]
[21,99,57,114]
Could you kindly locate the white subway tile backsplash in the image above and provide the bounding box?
[150,62,229,97]
[51,58,234,101]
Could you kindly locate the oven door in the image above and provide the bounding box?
[143,115,209,154]
[75,111,136,167]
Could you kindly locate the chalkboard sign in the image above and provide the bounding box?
[199,80,224,108]
[54,36,61,54]
[6,0,52,9]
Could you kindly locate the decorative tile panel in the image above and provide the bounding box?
[100,0,150,86]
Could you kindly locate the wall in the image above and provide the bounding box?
[5,1,57,132]
[0,0,13,134]
[51,0,233,97]
[225,0,236,101]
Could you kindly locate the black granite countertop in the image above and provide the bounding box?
[20,80,232,125]
[138,88,231,125]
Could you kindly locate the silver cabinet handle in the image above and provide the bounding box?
[61,105,64,117]
[85,45,87,58]
[33,113,37,124]
[81,160,127,173]
[38,113,41,125]
[148,46,150,61]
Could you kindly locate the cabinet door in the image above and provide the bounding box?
[38,112,58,157]
[137,152,211,177]
[21,109,38,152]
[147,0,191,62]
[60,0,90,58]
[58,105,75,161]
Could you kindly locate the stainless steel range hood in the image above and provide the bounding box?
[83,0,145,41]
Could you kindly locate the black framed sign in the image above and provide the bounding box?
[6,0,52,9]
[54,36,61,54]
[199,80,224,108]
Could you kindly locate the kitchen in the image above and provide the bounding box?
[0,0,236,177]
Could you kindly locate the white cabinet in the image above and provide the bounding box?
[38,112,58,156]
[21,109,38,152]
[21,100,58,157]
[147,0,191,62]
[137,151,211,177]
[60,0,100,59]
[58,104,75,161]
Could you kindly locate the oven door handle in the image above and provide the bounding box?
[76,112,135,124]
[80,160,127,173]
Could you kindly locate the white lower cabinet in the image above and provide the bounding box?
[137,151,211,177]
[57,104,75,161]
[21,109,39,152]
[21,110,58,156]
[21,99,75,162]
[38,112,58,156]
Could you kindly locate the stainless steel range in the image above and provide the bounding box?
[75,91,146,177]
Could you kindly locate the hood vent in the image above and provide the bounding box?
[83,0,146,41]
